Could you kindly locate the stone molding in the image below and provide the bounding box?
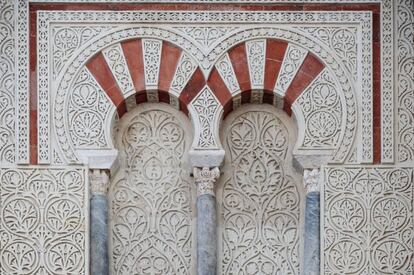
[304,168,320,194]
[89,169,109,196]
[193,167,220,197]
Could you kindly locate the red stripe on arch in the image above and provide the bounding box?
[228,43,251,103]
[121,39,146,105]
[264,39,288,92]
[86,52,127,117]
[158,41,182,93]
[179,67,205,114]
[283,53,325,115]
[207,67,233,116]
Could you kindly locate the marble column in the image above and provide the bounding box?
[194,167,220,275]
[89,169,110,275]
[303,168,321,275]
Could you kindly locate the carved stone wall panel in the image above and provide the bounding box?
[215,53,240,96]
[218,105,303,275]
[295,68,343,150]
[295,26,358,81]
[322,166,414,274]
[0,166,89,275]
[246,39,266,90]
[170,52,198,98]
[189,86,221,150]
[0,1,16,164]
[109,104,195,274]
[142,38,162,91]
[53,25,117,79]
[16,0,29,163]
[67,68,112,149]
[397,0,414,163]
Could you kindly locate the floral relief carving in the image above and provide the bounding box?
[16,0,29,163]
[246,39,266,89]
[296,26,358,80]
[109,105,195,274]
[397,0,414,162]
[0,167,88,275]
[175,26,239,52]
[295,69,343,149]
[323,167,413,274]
[52,26,115,78]
[142,39,162,89]
[170,52,198,98]
[68,68,111,148]
[218,108,302,275]
[0,0,15,164]
[215,53,240,95]
[190,86,220,149]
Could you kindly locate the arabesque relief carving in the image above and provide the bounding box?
[109,104,195,274]
[218,106,302,274]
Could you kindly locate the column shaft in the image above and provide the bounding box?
[89,169,110,275]
[303,168,321,275]
[303,191,320,275]
[90,194,109,275]
[194,167,220,275]
[197,194,217,275]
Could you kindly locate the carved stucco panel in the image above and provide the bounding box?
[397,0,414,163]
[189,86,221,150]
[0,1,16,164]
[0,166,89,274]
[218,105,303,274]
[322,166,414,274]
[16,0,29,163]
[109,103,196,274]
[67,68,112,149]
[294,68,344,150]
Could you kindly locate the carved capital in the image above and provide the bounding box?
[304,168,320,194]
[193,167,220,197]
[89,169,109,196]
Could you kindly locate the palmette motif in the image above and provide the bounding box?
[109,106,194,274]
[219,109,301,275]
